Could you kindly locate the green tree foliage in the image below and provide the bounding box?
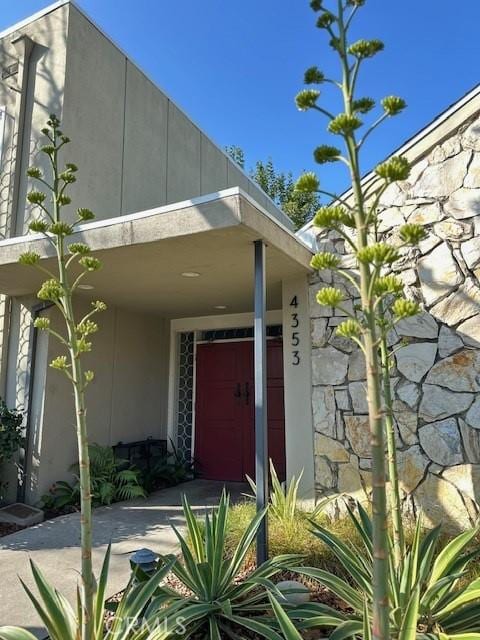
[226,147,320,230]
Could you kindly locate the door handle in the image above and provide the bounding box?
[244,382,250,405]
[233,383,242,400]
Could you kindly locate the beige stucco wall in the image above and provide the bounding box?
[57,4,292,228]
[27,302,169,503]
[0,4,69,413]
[282,276,315,500]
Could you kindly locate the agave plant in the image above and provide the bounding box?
[145,491,301,639]
[288,502,480,639]
[246,459,303,523]
[0,547,185,640]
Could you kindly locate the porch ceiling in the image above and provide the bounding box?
[0,188,313,318]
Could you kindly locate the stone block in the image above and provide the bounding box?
[438,325,464,357]
[444,187,480,219]
[395,342,437,383]
[425,349,480,392]
[345,415,371,458]
[418,243,463,306]
[457,315,480,348]
[312,347,349,386]
[419,384,473,422]
[419,417,463,465]
[312,385,336,437]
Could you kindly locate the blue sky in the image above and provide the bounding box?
[2,1,479,195]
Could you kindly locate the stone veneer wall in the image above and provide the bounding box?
[310,114,480,530]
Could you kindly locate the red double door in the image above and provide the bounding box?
[194,339,286,482]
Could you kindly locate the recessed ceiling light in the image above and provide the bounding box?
[214,305,227,310]
[181,271,201,278]
[78,284,94,290]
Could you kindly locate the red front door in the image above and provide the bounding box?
[194,339,286,482]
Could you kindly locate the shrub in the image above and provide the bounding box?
[0,398,24,465]
[42,443,145,510]
[141,442,193,493]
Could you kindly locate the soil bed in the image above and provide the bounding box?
[105,564,349,639]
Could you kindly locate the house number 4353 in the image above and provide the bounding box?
[290,296,300,366]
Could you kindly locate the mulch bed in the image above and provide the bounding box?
[105,563,349,638]
[0,522,26,537]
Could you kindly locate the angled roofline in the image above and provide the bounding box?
[298,82,480,234]
[0,0,70,40]
[0,0,293,230]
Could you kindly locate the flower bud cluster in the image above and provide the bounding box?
[295,89,320,111]
[399,223,427,245]
[357,243,400,266]
[348,39,384,59]
[50,355,68,370]
[77,208,95,222]
[34,317,51,331]
[310,252,341,270]
[27,190,46,205]
[353,97,375,114]
[79,256,102,272]
[313,205,355,229]
[68,243,91,255]
[29,219,49,233]
[313,145,341,164]
[38,279,63,301]
[382,96,407,116]
[316,12,335,28]
[295,172,319,193]
[375,156,410,183]
[92,300,107,312]
[336,319,361,339]
[392,298,420,319]
[19,251,41,266]
[304,66,325,84]
[27,167,42,179]
[50,222,73,236]
[328,113,362,135]
[76,320,98,336]
[316,287,344,307]
[374,275,403,297]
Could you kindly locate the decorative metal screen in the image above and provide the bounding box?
[176,332,195,462]
[199,325,282,342]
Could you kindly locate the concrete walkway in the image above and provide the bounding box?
[0,479,246,637]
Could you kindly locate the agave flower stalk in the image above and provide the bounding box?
[18,115,105,640]
[295,2,427,638]
[379,308,405,570]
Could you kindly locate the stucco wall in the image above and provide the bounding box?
[310,112,480,530]
[0,4,69,405]
[28,302,169,502]
[57,5,292,228]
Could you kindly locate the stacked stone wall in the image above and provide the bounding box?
[310,114,480,529]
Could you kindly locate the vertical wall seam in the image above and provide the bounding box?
[119,57,128,215]
[108,306,118,444]
[165,100,170,203]
[199,134,203,195]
